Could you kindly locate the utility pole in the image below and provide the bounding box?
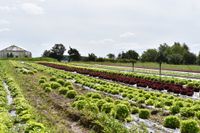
[131,60,136,72]
[132,62,135,72]
[159,62,162,81]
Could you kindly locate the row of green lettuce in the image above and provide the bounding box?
[30,63,142,132]
[0,61,48,133]
[27,61,200,132]
[0,77,13,132]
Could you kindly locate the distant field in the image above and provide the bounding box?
[73,61,200,73]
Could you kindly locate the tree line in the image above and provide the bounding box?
[42,42,200,65]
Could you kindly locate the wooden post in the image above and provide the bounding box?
[132,62,135,72]
[159,62,162,81]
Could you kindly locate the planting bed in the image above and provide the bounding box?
[29,61,200,133]
[39,62,199,96]
[2,60,200,133]
[0,61,47,132]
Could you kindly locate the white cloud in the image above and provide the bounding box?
[38,0,46,2]
[0,6,16,12]
[0,20,10,25]
[120,32,135,38]
[21,3,44,15]
[0,28,10,32]
[89,39,115,44]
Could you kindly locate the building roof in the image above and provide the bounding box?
[0,45,31,52]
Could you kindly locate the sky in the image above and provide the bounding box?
[0,0,200,57]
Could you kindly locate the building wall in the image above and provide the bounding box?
[0,50,32,58]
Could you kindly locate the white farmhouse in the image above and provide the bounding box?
[0,45,32,58]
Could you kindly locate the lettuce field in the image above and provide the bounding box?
[1,60,200,133]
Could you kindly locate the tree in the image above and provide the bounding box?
[168,54,183,64]
[158,43,171,63]
[183,52,196,64]
[158,42,197,65]
[50,44,66,61]
[107,53,115,59]
[118,50,139,60]
[42,50,51,57]
[68,47,81,61]
[141,49,158,62]
[197,52,200,65]
[88,53,97,61]
[42,44,66,61]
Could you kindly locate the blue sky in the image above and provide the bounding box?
[0,0,200,57]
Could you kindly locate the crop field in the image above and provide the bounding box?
[1,60,200,133]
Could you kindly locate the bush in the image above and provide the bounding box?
[144,94,151,99]
[86,92,102,99]
[102,103,113,114]
[68,86,74,90]
[40,76,47,81]
[127,94,134,99]
[175,101,184,107]
[75,95,85,101]
[164,116,180,129]
[180,107,195,118]
[44,87,51,93]
[170,105,180,115]
[85,103,99,113]
[139,109,150,119]
[196,111,200,120]
[137,97,145,104]
[111,90,119,95]
[122,93,127,98]
[25,120,45,133]
[41,83,50,89]
[181,120,200,133]
[50,77,57,81]
[39,79,45,84]
[145,99,154,106]
[28,71,34,75]
[0,123,8,132]
[57,79,65,86]
[51,82,61,89]
[105,97,113,103]
[66,90,77,99]
[74,100,87,110]
[154,102,163,108]
[164,100,173,106]
[64,81,72,87]
[97,100,106,110]
[91,93,102,99]
[58,87,69,95]
[114,104,130,121]
[131,107,139,114]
